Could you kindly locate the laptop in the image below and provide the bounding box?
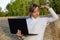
[8,18,37,36]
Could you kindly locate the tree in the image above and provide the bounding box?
[0,0,59,17]
[0,7,2,12]
[50,0,60,14]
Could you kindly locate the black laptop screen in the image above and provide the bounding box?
[8,18,28,34]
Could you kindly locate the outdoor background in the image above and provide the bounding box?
[0,0,60,40]
[0,0,60,16]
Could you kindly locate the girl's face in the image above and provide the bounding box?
[32,7,40,18]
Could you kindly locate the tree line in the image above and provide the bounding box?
[0,0,60,17]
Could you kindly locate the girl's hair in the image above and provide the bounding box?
[28,4,39,17]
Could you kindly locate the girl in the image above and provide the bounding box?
[16,4,59,40]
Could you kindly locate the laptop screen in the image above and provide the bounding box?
[8,18,28,34]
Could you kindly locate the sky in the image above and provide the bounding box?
[0,0,11,11]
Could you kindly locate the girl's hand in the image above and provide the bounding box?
[40,5,50,9]
[16,29,23,38]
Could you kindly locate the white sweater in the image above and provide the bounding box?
[24,8,59,40]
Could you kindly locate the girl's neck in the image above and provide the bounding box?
[31,16,40,19]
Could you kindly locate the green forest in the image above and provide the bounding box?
[0,0,60,17]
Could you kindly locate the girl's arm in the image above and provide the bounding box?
[41,5,59,22]
[47,8,59,22]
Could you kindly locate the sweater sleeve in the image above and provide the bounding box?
[47,8,59,22]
